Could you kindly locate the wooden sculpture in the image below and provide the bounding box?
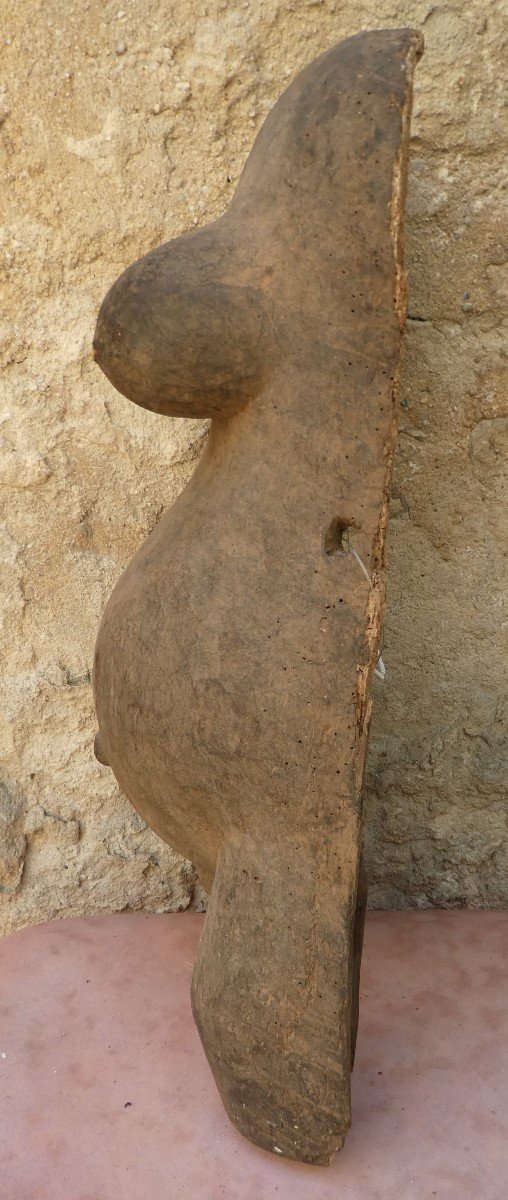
[92,28,423,1165]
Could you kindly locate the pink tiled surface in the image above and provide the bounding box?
[1,910,506,1200]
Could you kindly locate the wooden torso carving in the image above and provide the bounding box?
[93,28,423,1165]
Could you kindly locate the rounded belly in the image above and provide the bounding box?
[93,461,360,874]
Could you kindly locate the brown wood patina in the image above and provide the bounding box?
[92,29,423,1165]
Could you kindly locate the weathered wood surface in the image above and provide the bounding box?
[93,28,423,1164]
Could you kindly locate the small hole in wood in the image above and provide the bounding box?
[324,518,355,556]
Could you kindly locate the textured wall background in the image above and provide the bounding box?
[1,0,506,936]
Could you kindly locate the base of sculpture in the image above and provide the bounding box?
[192,842,367,1164]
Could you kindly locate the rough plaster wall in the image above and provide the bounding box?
[0,0,506,936]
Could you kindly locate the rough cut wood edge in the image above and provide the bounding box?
[360,33,423,759]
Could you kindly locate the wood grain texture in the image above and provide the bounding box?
[93,28,423,1164]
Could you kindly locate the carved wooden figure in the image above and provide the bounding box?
[93,29,423,1165]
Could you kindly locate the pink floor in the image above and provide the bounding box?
[1,911,506,1200]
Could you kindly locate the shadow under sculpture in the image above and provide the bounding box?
[92,28,423,1165]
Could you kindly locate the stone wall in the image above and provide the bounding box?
[1,0,506,936]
